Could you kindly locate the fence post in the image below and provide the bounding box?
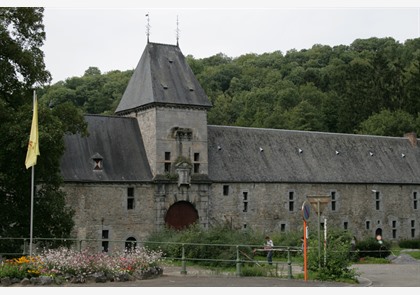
[287,247,293,279]
[23,239,28,255]
[236,245,241,276]
[181,243,187,275]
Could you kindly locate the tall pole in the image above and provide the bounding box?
[324,218,327,266]
[29,89,36,257]
[29,166,34,256]
[317,200,321,269]
[303,220,308,281]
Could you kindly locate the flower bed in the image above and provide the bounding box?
[0,247,163,286]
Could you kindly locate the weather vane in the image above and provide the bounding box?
[146,13,150,43]
[176,15,180,46]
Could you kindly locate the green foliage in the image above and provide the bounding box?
[357,256,390,264]
[0,262,28,279]
[0,7,51,103]
[40,69,133,115]
[407,251,420,259]
[398,239,420,249]
[146,226,359,282]
[356,237,391,259]
[146,224,265,267]
[357,109,419,136]
[0,8,85,255]
[306,228,358,282]
[240,264,278,277]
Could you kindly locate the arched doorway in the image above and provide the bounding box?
[125,237,137,252]
[165,201,199,230]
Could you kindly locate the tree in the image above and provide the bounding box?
[0,7,86,255]
[357,109,418,137]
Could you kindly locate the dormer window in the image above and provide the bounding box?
[91,153,103,171]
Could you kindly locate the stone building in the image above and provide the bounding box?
[60,42,420,252]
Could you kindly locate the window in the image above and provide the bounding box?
[411,220,416,238]
[375,191,381,210]
[223,185,229,196]
[243,202,248,212]
[94,159,103,170]
[102,230,109,239]
[243,192,248,201]
[102,241,109,253]
[288,191,294,212]
[92,153,103,171]
[164,152,171,172]
[343,221,348,230]
[127,187,134,210]
[280,224,286,232]
[414,192,418,210]
[193,153,200,173]
[164,163,171,172]
[391,221,397,239]
[102,230,109,253]
[242,192,248,212]
[331,191,336,211]
[366,221,370,230]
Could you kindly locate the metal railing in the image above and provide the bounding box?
[0,237,302,278]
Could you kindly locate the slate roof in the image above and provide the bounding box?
[60,115,153,182]
[207,125,420,184]
[115,42,212,115]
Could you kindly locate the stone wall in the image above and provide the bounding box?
[62,180,419,251]
[209,182,420,241]
[63,183,156,252]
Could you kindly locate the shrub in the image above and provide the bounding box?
[356,237,391,259]
[0,247,163,281]
[306,228,358,282]
[0,256,40,279]
[398,239,420,249]
[145,224,263,267]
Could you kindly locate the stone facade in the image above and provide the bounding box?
[60,42,420,253]
[209,182,420,241]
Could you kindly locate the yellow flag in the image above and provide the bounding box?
[25,93,40,169]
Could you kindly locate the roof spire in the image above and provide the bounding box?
[176,15,180,47]
[146,13,150,43]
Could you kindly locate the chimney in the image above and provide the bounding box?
[404,132,417,147]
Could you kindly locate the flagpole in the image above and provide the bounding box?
[30,164,34,256]
[29,89,35,257]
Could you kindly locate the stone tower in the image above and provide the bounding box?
[115,42,212,229]
[115,42,212,180]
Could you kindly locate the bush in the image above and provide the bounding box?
[398,239,420,249]
[0,247,163,281]
[306,228,358,282]
[145,224,303,267]
[356,237,391,258]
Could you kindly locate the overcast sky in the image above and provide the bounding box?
[10,1,420,84]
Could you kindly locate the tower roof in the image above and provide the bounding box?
[115,42,212,115]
